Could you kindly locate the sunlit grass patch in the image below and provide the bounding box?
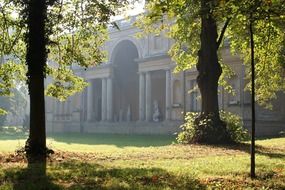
[0,155,284,190]
[0,128,284,189]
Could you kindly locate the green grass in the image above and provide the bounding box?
[0,126,174,152]
[0,127,284,189]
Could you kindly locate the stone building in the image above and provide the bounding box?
[46,15,285,136]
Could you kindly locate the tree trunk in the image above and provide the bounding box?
[197,7,221,117]
[193,0,232,144]
[249,14,256,179]
[25,0,47,162]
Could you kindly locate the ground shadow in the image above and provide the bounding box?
[54,161,205,190]
[47,133,176,147]
[2,162,61,190]
[215,142,285,159]
[2,161,205,190]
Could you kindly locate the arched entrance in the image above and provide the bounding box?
[112,40,139,121]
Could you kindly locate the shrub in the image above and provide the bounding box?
[220,111,249,142]
[176,112,198,144]
[176,111,249,144]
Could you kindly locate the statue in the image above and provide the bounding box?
[152,100,161,122]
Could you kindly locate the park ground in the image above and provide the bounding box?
[0,127,284,190]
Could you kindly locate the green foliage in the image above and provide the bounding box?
[177,111,249,144]
[43,0,129,100]
[0,0,131,102]
[219,110,249,142]
[0,96,10,127]
[219,60,236,95]
[137,0,285,109]
[45,66,87,101]
[176,112,198,144]
[0,60,26,95]
[0,61,26,117]
[226,0,285,108]
[0,57,27,114]
[0,2,28,115]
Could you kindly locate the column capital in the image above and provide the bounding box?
[164,68,172,72]
[145,71,151,76]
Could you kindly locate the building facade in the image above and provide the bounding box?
[46,16,285,136]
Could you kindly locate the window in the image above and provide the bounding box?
[243,90,251,104]
[153,35,162,50]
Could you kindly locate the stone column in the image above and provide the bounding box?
[145,71,152,121]
[87,80,93,121]
[139,72,145,121]
[107,77,113,121]
[101,78,107,121]
[165,69,172,120]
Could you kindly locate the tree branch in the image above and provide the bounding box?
[7,27,23,54]
[217,18,231,49]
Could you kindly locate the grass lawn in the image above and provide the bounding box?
[0,127,284,189]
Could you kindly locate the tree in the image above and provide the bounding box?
[136,0,233,143]
[0,0,131,162]
[0,2,26,126]
[194,0,232,143]
[139,0,285,177]
[226,0,285,108]
[225,0,285,179]
[137,0,285,144]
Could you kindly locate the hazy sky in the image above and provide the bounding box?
[113,0,145,20]
[127,0,145,16]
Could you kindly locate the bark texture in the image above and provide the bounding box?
[25,0,47,161]
[193,0,232,144]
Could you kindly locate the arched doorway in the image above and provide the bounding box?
[112,40,139,121]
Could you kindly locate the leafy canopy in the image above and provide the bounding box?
[226,0,285,108]
[136,0,285,108]
[0,0,132,102]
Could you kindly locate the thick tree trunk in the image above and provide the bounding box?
[197,12,221,118]
[25,0,47,161]
[193,0,232,144]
